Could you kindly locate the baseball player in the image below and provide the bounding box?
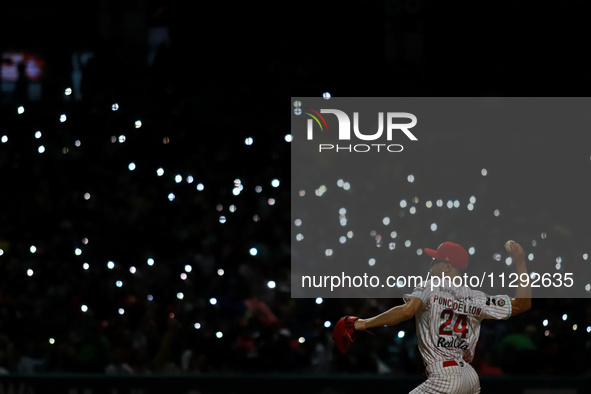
[332,241,531,394]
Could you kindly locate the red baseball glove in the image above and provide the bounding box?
[332,315,359,354]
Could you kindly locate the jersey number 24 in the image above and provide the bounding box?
[439,310,468,339]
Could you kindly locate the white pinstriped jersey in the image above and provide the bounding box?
[404,280,511,366]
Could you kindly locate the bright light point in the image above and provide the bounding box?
[400,199,407,208]
[573,324,578,331]
[35,131,42,139]
[135,120,142,128]
[468,247,475,255]
[116,280,123,287]
[325,249,333,257]
[347,231,354,238]
[368,258,376,266]
[81,305,88,312]
[416,249,423,256]
[197,183,204,191]
[494,209,500,217]
[217,269,224,276]
[383,217,390,225]
[27,269,34,276]
[84,193,91,200]
[298,337,306,344]
[528,253,534,261]
[339,236,347,244]
[505,257,512,266]
[436,199,443,207]
[156,168,164,176]
[107,261,115,269]
[470,196,476,204]
[49,338,55,345]
[324,321,331,328]
[177,292,184,300]
[409,206,417,214]
[405,240,411,247]
[583,253,589,260]
[186,176,194,183]
[128,162,136,171]
[271,179,280,188]
[168,193,175,201]
[65,88,72,96]
[268,198,275,206]
[314,185,327,197]
[555,263,561,270]
[83,263,89,270]
[30,246,36,254]
[284,134,293,142]
[323,92,331,99]
[249,247,258,256]
[294,219,302,226]
[587,326,591,333]
[343,182,351,190]
[175,174,182,183]
[111,103,119,111]
[315,297,323,305]
[467,203,474,211]
[129,266,136,274]
[543,319,549,327]
[389,242,396,250]
[1,136,7,143]
[447,200,454,209]
[398,331,405,339]
[180,273,187,280]
[430,223,438,231]
[147,258,154,266]
[544,330,550,337]
[244,137,253,145]
[481,168,488,176]
[118,308,125,315]
[209,298,217,305]
[75,248,82,256]
[426,201,433,208]
[194,323,201,329]
[267,280,276,289]
[453,200,460,208]
[219,215,226,223]
[407,174,415,183]
[562,314,568,321]
[255,186,262,193]
[585,284,591,292]
[60,114,67,122]
[118,135,126,143]
[0,249,3,256]
[556,256,562,264]
[17,106,24,114]
[295,233,304,241]
[541,232,547,239]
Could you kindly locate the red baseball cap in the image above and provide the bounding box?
[424,242,469,270]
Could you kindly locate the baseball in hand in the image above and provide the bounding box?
[505,240,514,253]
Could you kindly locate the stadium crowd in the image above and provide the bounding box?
[0,33,590,382]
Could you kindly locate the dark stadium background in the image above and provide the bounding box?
[0,0,590,393]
